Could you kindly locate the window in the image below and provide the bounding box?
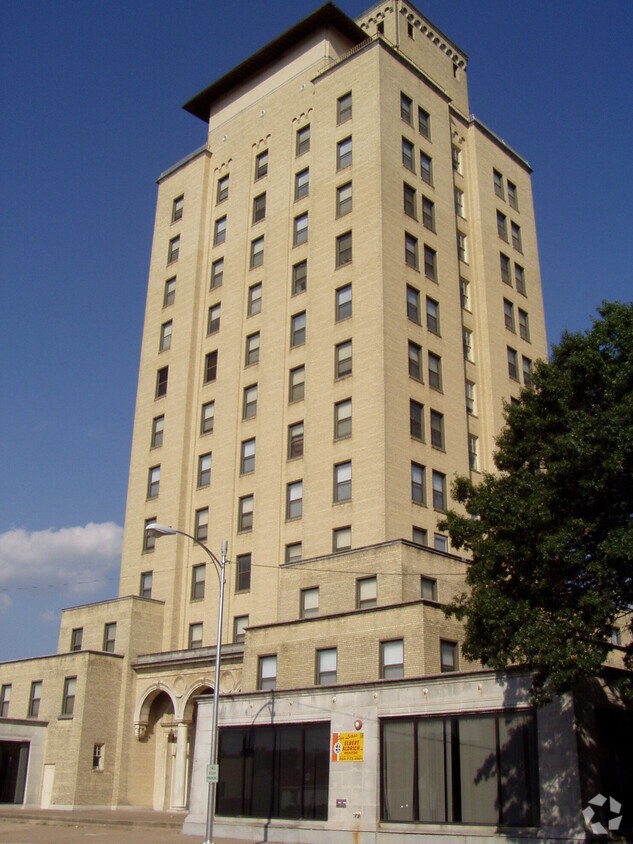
[292,261,307,295]
[316,648,337,685]
[462,328,473,361]
[421,576,437,601]
[426,297,439,333]
[189,623,203,649]
[508,180,519,210]
[500,252,511,285]
[93,743,104,771]
[460,279,470,311]
[430,410,444,449]
[198,452,212,487]
[236,554,251,592]
[103,623,116,653]
[522,356,533,387]
[493,168,504,199]
[507,346,519,380]
[518,309,530,341]
[168,235,180,264]
[217,176,229,203]
[401,137,414,171]
[497,210,508,241]
[434,533,448,552]
[428,352,442,390]
[143,518,156,552]
[258,655,277,690]
[440,639,458,672]
[286,480,303,519]
[211,258,224,290]
[301,587,319,618]
[420,151,433,185]
[172,194,184,222]
[333,526,351,552]
[337,136,352,170]
[465,380,476,415]
[295,168,309,200]
[469,435,478,471]
[255,149,268,179]
[411,462,425,504]
[191,564,206,600]
[293,213,308,246]
[336,231,352,266]
[504,298,515,332]
[400,92,413,124]
[612,627,622,646]
[195,508,208,542]
[140,571,153,598]
[285,542,302,563]
[61,677,76,717]
[204,350,218,383]
[245,332,260,365]
[164,276,176,306]
[151,415,164,448]
[159,321,172,351]
[243,384,258,419]
[432,470,447,511]
[207,303,221,335]
[70,628,83,652]
[147,465,160,499]
[214,216,226,246]
[422,196,435,230]
[336,284,352,320]
[337,92,352,124]
[248,282,262,316]
[454,187,465,217]
[412,526,428,546]
[201,401,214,434]
[404,233,418,268]
[418,106,430,139]
[451,145,462,173]
[250,236,264,268]
[457,231,467,263]
[334,398,352,439]
[511,222,522,251]
[288,422,304,458]
[408,341,422,380]
[381,640,404,679]
[334,461,352,502]
[155,366,168,398]
[289,366,305,402]
[406,285,420,323]
[380,711,539,825]
[424,245,437,280]
[403,182,417,218]
[410,399,424,441]
[515,264,526,295]
[335,340,352,378]
[357,576,377,609]
[0,684,11,718]
[28,681,42,718]
[336,181,352,216]
[296,124,310,156]
[238,495,254,532]
[252,192,266,223]
[234,615,248,643]
[290,312,306,347]
[241,438,256,474]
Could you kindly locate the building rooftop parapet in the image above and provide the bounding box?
[280,536,468,569]
[0,649,124,669]
[157,144,211,183]
[469,114,533,173]
[133,642,244,671]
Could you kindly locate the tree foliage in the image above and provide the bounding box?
[441,302,633,704]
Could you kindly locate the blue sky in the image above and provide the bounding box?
[1,0,632,660]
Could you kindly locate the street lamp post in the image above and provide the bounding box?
[146,523,228,844]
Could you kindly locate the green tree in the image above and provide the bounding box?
[441,301,633,704]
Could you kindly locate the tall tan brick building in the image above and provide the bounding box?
[1,3,630,841]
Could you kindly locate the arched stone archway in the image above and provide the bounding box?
[129,689,176,810]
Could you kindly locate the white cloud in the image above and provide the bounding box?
[0,593,12,614]
[0,522,123,599]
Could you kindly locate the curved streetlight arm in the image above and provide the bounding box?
[145,523,228,585]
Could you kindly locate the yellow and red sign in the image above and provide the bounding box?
[331,731,364,762]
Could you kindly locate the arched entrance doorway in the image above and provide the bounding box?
[131,688,176,809]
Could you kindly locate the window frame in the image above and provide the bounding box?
[289,365,305,403]
[207,303,221,335]
[337,136,352,170]
[217,176,229,204]
[241,438,256,474]
[252,192,266,224]
[191,563,206,601]
[296,124,310,156]
[357,575,377,609]
[301,586,319,618]
[172,194,184,222]
[335,284,352,321]
[380,639,404,679]
[295,168,309,201]
[337,92,352,124]
[61,676,77,717]
[204,350,218,384]
[288,421,304,459]
[201,401,215,434]
[333,460,352,503]
[255,150,268,180]
[336,181,353,217]
[103,622,116,653]
[243,384,258,419]
[411,461,426,504]
[211,258,224,290]
[292,261,307,295]
[336,231,352,267]
[316,647,337,686]
[238,494,254,532]
[334,398,352,440]
[198,452,212,488]
[286,480,303,520]
[245,331,260,366]
[214,216,227,246]
[236,553,251,592]
[335,340,352,378]
[195,507,209,542]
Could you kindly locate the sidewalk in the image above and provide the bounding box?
[0,806,273,844]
